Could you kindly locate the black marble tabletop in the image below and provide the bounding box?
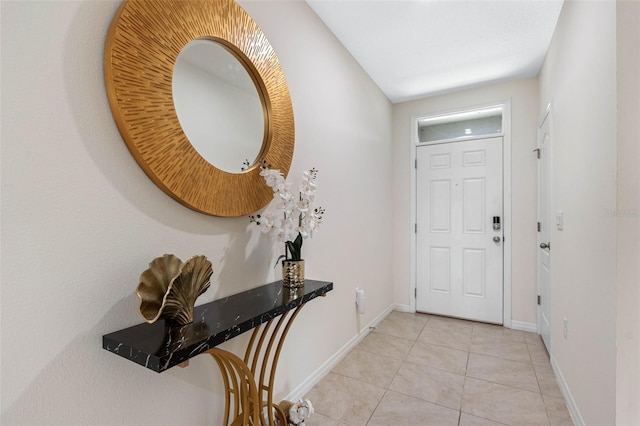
[103,280,333,373]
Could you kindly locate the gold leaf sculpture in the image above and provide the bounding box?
[136,254,213,325]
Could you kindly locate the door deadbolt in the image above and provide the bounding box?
[493,216,501,231]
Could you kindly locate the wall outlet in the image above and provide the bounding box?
[563,317,568,339]
[355,288,366,315]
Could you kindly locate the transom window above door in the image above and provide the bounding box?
[418,106,503,143]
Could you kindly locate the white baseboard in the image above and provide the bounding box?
[284,304,395,402]
[510,320,537,333]
[393,303,414,313]
[551,355,585,426]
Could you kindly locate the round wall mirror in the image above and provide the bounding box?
[172,39,265,173]
[104,0,294,217]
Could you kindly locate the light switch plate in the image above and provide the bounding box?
[556,210,564,231]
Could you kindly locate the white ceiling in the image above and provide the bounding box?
[306,0,564,104]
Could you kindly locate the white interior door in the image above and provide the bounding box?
[416,137,503,324]
[538,113,552,351]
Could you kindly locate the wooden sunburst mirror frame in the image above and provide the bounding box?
[104,0,294,217]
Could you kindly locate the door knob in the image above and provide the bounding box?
[493,236,501,243]
[540,242,550,249]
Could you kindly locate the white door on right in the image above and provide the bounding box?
[538,112,552,351]
[416,137,503,324]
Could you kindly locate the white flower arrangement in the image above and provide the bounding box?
[250,163,325,261]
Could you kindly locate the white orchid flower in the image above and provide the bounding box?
[277,189,293,201]
[265,175,280,188]
[299,182,316,197]
[297,199,310,212]
[251,166,324,260]
[275,179,291,193]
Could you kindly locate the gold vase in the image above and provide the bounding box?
[282,259,305,288]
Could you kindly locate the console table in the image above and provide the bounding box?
[103,280,333,425]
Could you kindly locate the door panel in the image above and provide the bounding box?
[463,248,486,297]
[463,178,485,233]
[416,137,503,324]
[431,181,451,232]
[431,153,451,169]
[463,150,486,166]
[430,248,451,293]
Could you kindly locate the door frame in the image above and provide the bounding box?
[410,100,513,327]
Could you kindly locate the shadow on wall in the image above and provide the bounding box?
[1,293,226,425]
[63,0,240,236]
[214,226,279,299]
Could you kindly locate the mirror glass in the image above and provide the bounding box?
[172,39,265,173]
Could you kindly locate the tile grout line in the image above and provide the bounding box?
[460,410,512,426]
[379,377,465,415]
[463,374,547,396]
[467,350,539,367]
[459,375,468,425]
[365,389,388,426]
[460,375,550,426]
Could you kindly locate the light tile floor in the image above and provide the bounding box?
[304,311,573,426]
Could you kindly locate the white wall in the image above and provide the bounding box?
[0,1,393,424]
[392,78,540,325]
[616,1,640,424]
[538,1,618,424]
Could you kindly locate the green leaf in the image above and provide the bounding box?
[274,254,286,268]
[284,233,304,260]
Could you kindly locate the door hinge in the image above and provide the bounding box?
[533,148,540,159]
[415,223,417,233]
[537,222,541,232]
[537,295,541,305]
[415,158,417,169]
[415,288,417,298]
